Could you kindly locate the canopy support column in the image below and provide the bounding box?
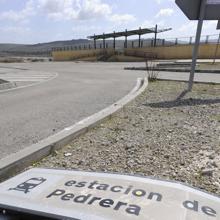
[154,24,158,47]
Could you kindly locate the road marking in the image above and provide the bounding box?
[0,67,58,93]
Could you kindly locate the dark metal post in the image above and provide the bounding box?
[113,31,116,49]
[175,38,178,45]
[205,35,209,44]
[132,41,134,48]
[189,37,192,45]
[139,27,141,48]
[103,33,105,49]
[138,35,141,48]
[125,36,128,48]
[154,24,158,47]
[151,39,154,47]
[113,37,116,49]
[188,0,207,91]
[125,29,128,48]
[94,36,96,50]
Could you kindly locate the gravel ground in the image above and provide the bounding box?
[36,81,220,196]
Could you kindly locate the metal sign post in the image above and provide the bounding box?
[212,21,220,64]
[188,0,207,91]
[212,34,220,64]
[176,0,220,91]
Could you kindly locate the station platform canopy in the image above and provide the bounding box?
[88,26,172,49]
[88,27,172,40]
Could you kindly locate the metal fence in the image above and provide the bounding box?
[155,34,220,47]
[0,50,52,57]
[52,34,220,52]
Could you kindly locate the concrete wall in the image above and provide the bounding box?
[125,44,220,59]
[52,49,115,61]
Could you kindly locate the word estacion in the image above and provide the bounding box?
[64,180,162,201]
[46,179,163,216]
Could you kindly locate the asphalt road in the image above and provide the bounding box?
[0,61,219,160]
[0,62,145,159]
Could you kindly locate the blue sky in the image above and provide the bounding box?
[0,0,219,44]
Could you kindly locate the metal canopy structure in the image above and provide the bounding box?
[88,27,171,40]
[176,0,220,91]
[88,26,172,49]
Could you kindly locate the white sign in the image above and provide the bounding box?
[0,168,219,219]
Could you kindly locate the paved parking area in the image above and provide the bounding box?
[1,61,219,160]
[0,62,144,159]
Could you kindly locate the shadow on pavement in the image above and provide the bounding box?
[144,89,220,108]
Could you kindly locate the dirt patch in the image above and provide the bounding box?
[0,57,24,63]
[35,81,220,196]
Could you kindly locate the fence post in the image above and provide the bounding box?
[175,38,178,45]
[205,35,209,44]
[189,37,192,45]
[151,39,154,47]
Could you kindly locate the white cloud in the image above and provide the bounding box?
[0,26,31,34]
[0,0,136,25]
[109,14,136,25]
[178,22,197,33]
[141,19,165,28]
[37,0,80,20]
[178,21,217,33]
[203,21,217,30]
[38,0,112,21]
[0,0,35,22]
[154,0,175,4]
[37,0,135,23]
[156,8,174,18]
[141,20,155,28]
[77,0,112,20]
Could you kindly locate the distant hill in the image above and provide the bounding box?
[0,39,90,57]
[0,38,169,57]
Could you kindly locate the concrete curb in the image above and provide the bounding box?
[157,78,220,85]
[124,67,220,74]
[0,77,148,181]
[0,82,17,90]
